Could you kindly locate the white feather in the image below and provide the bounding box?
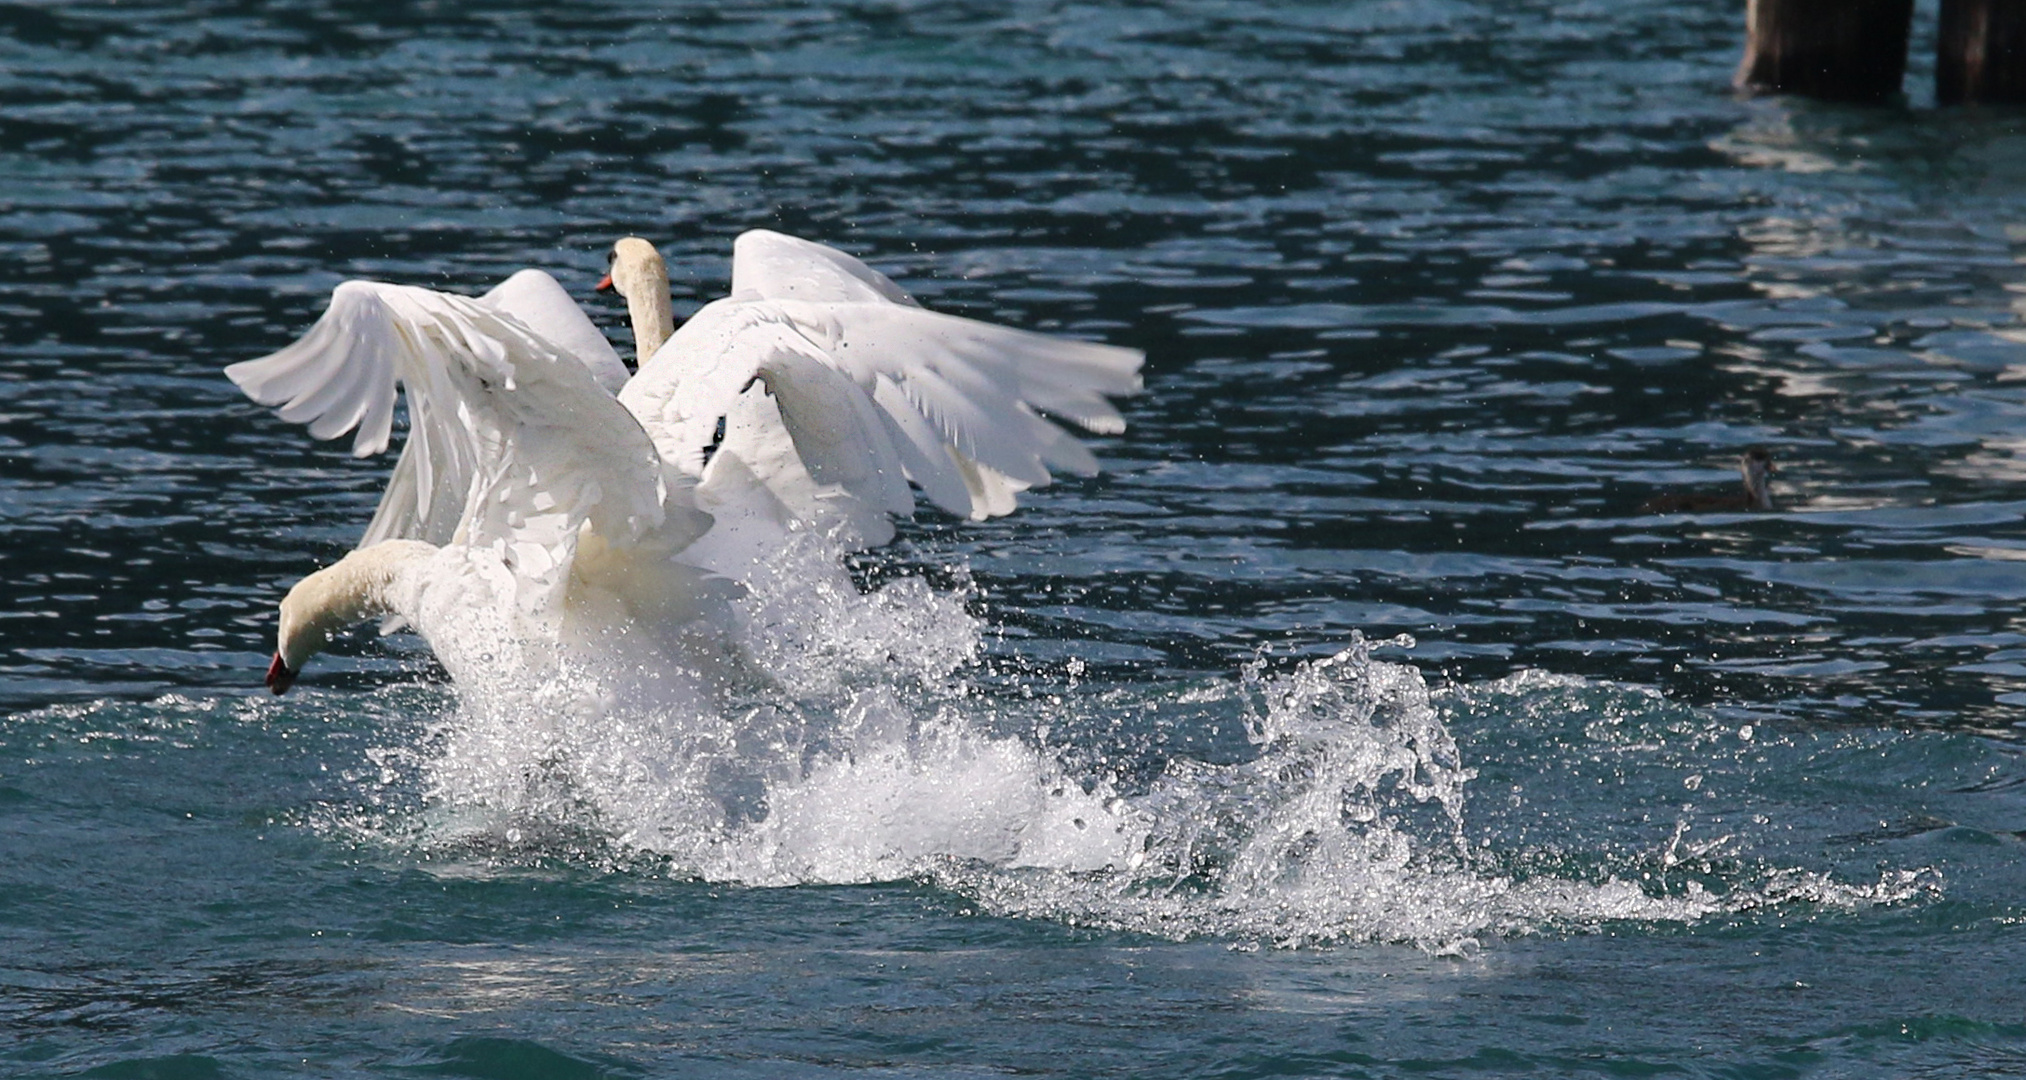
[233,230,1142,672]
[226,281,670,618]
[619,231,1144,531]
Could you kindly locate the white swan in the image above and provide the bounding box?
[229,231,1143,694]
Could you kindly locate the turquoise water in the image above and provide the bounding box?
[5,1,2026,1076]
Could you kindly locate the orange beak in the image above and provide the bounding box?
[595,274,614,293]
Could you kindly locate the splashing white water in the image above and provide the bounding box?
[362,541,1937,951]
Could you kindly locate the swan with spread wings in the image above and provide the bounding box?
[228,231,1142,693]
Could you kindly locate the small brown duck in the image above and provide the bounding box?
[1638,447,1775,514]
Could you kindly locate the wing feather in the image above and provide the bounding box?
[227,281,668,618]
[730,229,921,306]
[763,349,914,517]
[870,375,974,518]
[620,232,1142,535]
[479,269,630,393]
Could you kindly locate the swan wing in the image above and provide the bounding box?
[619,276,1142,536]
[617,300,908,544]
[729,228,921,307]
[356,270,628,548]
[479,269,631,394]
[727,230,1141,520]
[225,281,672,616]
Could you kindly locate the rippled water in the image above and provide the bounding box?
[6,1,2026,1077]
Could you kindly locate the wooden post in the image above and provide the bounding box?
[1734,0,1914,103]
[1939,0,2026,104]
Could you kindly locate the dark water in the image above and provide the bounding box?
[6,1,2026,1077]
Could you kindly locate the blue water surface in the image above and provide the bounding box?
[4,1,2026,1077]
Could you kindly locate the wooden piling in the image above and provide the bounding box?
[1734,0,1915,103]
[1938,0,2026,104]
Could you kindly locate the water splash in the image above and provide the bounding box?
[934,638,1726,952]
[338,545,1938,951]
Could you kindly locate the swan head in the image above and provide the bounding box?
[596,237,676,364]
[597,237,666,300]
[1740,446,1775,510]
[266,540,435,694]
[268,577,345,694]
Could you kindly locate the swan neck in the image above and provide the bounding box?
[628,266,674,365]
[277,540,436,671]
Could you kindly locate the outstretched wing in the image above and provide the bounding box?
[225,281,676,617]
[729,228,921,307]
[617,230,1143,545]
[480,269,631,394]
[358,269,632,549]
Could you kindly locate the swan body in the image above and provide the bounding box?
[1638,447,1775,515]
[230,231,1142,692]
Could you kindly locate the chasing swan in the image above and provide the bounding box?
[228,231,1143,693]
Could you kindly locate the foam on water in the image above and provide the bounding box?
[352,542,1936,951]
